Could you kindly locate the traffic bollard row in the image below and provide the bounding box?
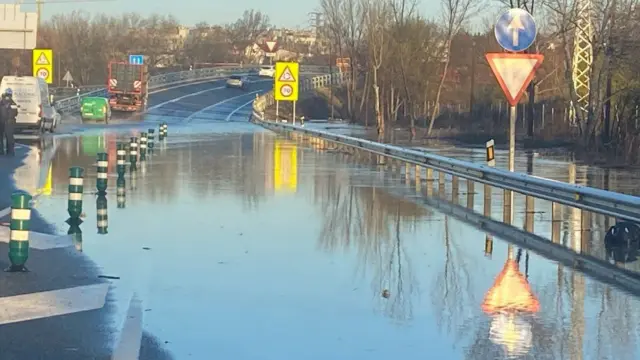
[96,152,108,195]
[68,166,84,219]
[7,192,31,272]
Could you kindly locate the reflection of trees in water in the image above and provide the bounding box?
[432,216,475,338]
[314,165,428,322]
[49,134,268,208]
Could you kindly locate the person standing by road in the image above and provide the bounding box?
[0,88,18,156]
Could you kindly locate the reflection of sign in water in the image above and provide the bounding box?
[482,257,539,358]
[273,140,297,191]
[39,164,53,196]
[489,313,533,358]
[82,135,106,156]
[481,258,540,314]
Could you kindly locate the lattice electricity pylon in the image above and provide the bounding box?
[571,0,593,125]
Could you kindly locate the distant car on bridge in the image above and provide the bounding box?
[226,75,249,90]
[258,65,275,78]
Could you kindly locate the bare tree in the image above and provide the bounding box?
[427,0,480,136]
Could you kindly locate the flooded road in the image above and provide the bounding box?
[30,125,640,359]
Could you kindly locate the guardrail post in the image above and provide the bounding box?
[452,176,459,204]
[404,163,411,187]
[415,165,422,192]
[438,171,445,189]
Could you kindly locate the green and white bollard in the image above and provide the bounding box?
[129,137,138,171]
[158,124,165,140]
[67,220,83,252]
[68,167,84,219]
[7,191,31,272]
[117,176,126,208]
[139,132,148,161]
[147,129,155,153]
[96,195,108,234]
[96,152,108,195]
[117,143,127,178]
[162,122,168,138]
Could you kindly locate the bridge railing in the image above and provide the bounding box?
[252,73,640,223]
[54,64,331,114]
[54,66,260,114]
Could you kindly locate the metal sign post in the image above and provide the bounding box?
[493,8,538,172]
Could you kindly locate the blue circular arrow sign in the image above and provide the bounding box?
[494,8,537,52]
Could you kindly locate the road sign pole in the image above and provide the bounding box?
[276,101,279,121]
[509,105,516,172]
[293,101,296,125]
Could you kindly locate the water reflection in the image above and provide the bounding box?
[66,218,83,252]
[33,130,640,359]
[97,195,108,234]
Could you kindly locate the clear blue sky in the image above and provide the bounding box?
[23,0,449,29]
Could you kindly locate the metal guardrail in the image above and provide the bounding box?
[54,64,331,114]
[252,73,640,223]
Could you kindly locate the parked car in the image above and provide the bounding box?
[226,75,248,90]
[0,76,59,133]
[80,97,111,123]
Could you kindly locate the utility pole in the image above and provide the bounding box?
[469,37,476,117]
[309,10,334,119]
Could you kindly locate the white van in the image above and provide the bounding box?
[0,76,59,133]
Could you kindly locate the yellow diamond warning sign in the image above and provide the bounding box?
[278,66,296,82]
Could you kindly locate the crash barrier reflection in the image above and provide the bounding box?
[7,192,32,272]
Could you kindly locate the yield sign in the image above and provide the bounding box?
[265,41,277,52]
[485,53,543,106]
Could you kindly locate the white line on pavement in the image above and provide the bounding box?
[0,283,110,326]
[111,293,143,360]
[185,90,262,122]
[224,99,256,122]
[0,226,73,250]
[147,86,225,111]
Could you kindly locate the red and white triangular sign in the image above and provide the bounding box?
[266,41,277,52]
[486,53,544,106]
[278,66,296,82]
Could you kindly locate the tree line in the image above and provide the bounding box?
[0,10,270,86]
[320,0,640,163]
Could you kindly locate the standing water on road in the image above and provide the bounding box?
[30,126,640,359]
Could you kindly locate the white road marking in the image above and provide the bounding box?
[185,90,262,122]
[147,86,225,111]
[0,226,73,250]
[111,293,143,360]
[224,99,256,121]
[0,283,110,325]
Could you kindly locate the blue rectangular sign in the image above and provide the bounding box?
[129,55,144,65]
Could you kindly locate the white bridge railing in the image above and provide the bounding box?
[55,64,330,114]
[252,73,640,223]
